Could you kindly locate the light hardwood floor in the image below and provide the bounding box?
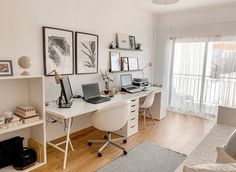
[34,112,215,172]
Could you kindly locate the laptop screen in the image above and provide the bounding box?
[82,83,100,100]
[120,74,132,87]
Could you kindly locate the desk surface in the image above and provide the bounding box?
[46,87,163,119]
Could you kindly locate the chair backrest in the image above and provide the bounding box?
[140,91,155,108]
[90,101,130,132]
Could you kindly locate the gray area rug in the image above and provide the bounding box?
[97,142,186,172]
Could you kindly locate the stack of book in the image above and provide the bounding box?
[15,106,39,124]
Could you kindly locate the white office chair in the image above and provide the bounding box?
[88,101,130,157]
[140,91,156,129]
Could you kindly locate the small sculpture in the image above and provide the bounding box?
[18,56,32,76]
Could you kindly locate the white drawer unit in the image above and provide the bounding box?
[114,98,139,137]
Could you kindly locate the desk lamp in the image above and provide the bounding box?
[142,62,153,78]
[48,70,62,84]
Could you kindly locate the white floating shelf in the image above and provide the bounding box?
[0,120,44,135]
[0,75,43,81]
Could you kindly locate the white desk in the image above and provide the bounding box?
[46,87,165,169]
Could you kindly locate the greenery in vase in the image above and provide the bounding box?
[100,70,113,92]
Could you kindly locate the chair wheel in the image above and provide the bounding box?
[88,142,92,146]
[123,150,127,155]
[123,139,127,144]
[97,152,102,157]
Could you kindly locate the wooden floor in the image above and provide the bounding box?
[34,112,215,172]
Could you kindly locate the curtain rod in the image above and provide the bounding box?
[169,20,236,30]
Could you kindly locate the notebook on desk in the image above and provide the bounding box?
[82,83,111,104]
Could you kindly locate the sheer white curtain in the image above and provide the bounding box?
[169,35,236,119]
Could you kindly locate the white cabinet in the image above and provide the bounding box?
[0,75,46,172]
[114,98,139,137]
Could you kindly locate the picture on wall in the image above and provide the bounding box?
[129,36,136,49]
[117,33,130,49]
[121,57,129,71]
[43,27,74,76]
[128,57,139,70]
[75,32,98,74]
[0,60,13,76]
[110,52,121,72]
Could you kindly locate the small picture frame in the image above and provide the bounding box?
[128,57,139,70]
[110,52,121,72]
[129,36,136,49]
[0,60,13,76]
[121,57,129,71]
[117,33,130,49]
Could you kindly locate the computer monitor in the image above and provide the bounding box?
[120,74,132,87]
[82,83,100,100]
[59,77,73,108]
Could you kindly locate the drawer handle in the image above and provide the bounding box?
[131,117,135,120]
[131,105,136,107]
[131,99,136,102]
[130,125,135,128]
[131,110,136,113]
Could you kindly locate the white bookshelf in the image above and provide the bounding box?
[0,75,46,171]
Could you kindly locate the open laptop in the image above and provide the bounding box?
[120,74,142,94]
[82,83,111,104]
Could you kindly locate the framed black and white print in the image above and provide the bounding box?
[110,52,121,72]
[129,36,136,49]
[121,57,129,71]
[0,60,13,76]
[128,57,139,70]
[75,32,98,74]
[43,27,74,76]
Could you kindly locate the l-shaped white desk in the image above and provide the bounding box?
[45,87,165,169]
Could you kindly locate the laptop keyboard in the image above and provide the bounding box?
[127,86,138,90]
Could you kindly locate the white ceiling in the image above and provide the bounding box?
[125,0,236,14]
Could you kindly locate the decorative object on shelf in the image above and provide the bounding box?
[43,27,74,76]
[142,62,153,78]
[101,70,113,94]
[121,57,129,71]
[117,33,131,49]
[4,111,13,123]
[128,57,139,70]
[48,69,62,84]
[109,41,117,49]
[0,60,13,76]
[75,32,98,74]
[136,43,142,50]
[129,36,136,49]
[18,56,31,76]
[15,105,39,124]
[110,52,121,72]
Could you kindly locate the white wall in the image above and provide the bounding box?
[154,4,236,106]
[0,0,155,140]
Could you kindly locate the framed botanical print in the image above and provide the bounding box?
[121,57,129,71]
[75,32,98,74]
[110,52,121,72]
[0,60,13,76]
[128,57,139,70]
[43,27,74,76]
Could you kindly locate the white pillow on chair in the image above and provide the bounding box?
[183,163,236,172]
[216,147,236,164]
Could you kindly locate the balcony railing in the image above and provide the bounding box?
[170,74,236,116]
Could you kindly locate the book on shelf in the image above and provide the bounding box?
[17,105,35,112]
[15,109,37,118]
[20,116,40,124]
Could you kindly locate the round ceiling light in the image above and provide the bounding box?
[152,0,179,5]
